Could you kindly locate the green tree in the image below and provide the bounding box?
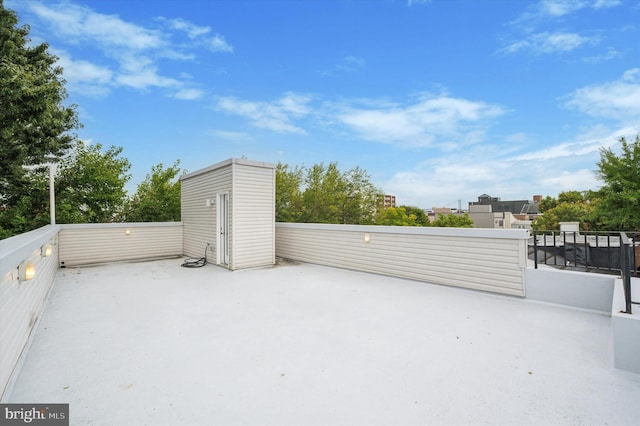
[537,196,557,213]
[557,190,584,204]
[340,166,381,224]
[400,205,430,226]
[0,1,80,236]
[275,162,382,224]
[431,213,474,228]
[122,161,182,222]
[0,167,50,238]
[275,162,304,222]
[300,162,382,224]
[55,142,131,223]
[594,135,640,231]
[532,191,595,231]
[532,202,593,231]
[376,206,421,226]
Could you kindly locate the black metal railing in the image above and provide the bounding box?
[620,233,636,314]
[531,230,638,314]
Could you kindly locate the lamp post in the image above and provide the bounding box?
[47,160,57,225]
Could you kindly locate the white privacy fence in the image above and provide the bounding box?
[275,223,529,297]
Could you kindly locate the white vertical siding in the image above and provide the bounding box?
[232,162,275,269]
[0,226,59,399]
[181,164,232,262]
[59,223,183,266]
[276,223,528,296]
[181,158,275,270]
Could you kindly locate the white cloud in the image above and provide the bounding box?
[174,89,204,100]
[336,94,505,147]
[500,32,597,55]
[157,17,233,52]
[513,126,632,161]
[209,34,234,53]
[28,2,163,50]
[163,17,211,39]
[209,130,254,144]
[216,93,312,134]
[377,124,639,207]
[540,169,599,190]
[519,0,621,20]
[582,47,622,63]
[591,0,621,9]
[22,2,232,98]
[53,49,113,96]
[564,69,640,121]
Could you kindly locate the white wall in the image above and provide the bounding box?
[612,278,640,374]
[181,160,232,262]
[0,226,60,399]
[231,161,275,269]
[276,223,529,296]
[181,158,275,270]
[59,223,183,266]
[525,267,615,312]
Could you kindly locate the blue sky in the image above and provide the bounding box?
[8,0,640,209]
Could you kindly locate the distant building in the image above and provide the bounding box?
[382,194,396,209]
[468,194,541,229]
[469,194,540,217]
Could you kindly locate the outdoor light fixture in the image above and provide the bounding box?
[364,233,371,243]
[41,243,53,257]
[125,228,131,236]
[19,260,36,282]
[205,199,213,207]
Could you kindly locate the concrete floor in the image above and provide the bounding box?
[7,258,640,425]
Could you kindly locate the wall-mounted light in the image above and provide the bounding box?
[19,260,36,281]
[124,228,131,236]
[205,199,213,207]
[364,233,371,243]
[41,243,53,257]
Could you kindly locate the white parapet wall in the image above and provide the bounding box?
[525,267,615,312]
[59,222,184,266]
[275,223,529,296]
[0,225,60,400]
[612,278,640,374]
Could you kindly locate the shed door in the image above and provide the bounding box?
[217,192,229,265]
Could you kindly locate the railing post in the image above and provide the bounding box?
[533,231,538,269]
[620,232,632,314]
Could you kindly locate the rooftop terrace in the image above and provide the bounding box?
[5,257,640,425]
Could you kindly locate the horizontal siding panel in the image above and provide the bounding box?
[231,162,274,270]
[181,164,231,259]
[59,224,183,266]
[276,223,527,296]
[1,229,59,398]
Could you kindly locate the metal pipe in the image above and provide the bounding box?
[621,233,632,314]
[49,163,56,225]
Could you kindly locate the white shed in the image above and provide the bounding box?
[181,158,276,270]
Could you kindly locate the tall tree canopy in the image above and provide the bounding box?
[276,162,382,224]
[431,213,474,228]
[0,1,80,236]
[121,161,183,222]
[375,205,430,226]
[531,191,595,231]
[55,142,131,224]
[275,163,304,223]
[594,135,640,231]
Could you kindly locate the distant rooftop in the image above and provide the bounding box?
[7,258,640,425]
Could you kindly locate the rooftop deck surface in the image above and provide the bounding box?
[7,258,640,425]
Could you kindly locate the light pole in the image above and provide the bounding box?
[47,160,57,225]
